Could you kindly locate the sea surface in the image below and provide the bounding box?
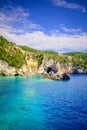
[0,74,87,130]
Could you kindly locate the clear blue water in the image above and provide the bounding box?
[0,74,87,130]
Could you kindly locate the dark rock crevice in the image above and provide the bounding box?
[43,66,70,80]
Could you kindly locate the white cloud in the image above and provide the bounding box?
[52,0,86,12]
[0,28,87,52]
[0,6,42,34]
[59,24,82,34]
[0,5,87,52]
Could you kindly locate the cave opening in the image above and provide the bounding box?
[14,73,19,76]
[47,67,52,73]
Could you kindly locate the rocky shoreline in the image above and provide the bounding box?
[0,36,87,80]
[43,71,70,80]
[0,57,87,80]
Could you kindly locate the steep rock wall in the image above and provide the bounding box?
[0,56,87,76]
[0,56,38,76]
[38,57,87,74]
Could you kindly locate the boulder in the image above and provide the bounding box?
[0,60,16,76]
[43,71,70,80]
[62,73,70,80]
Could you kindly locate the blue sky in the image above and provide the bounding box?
[0,0,87,52]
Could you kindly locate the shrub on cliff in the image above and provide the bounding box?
[0,36,25,68]
[0,36,87,69]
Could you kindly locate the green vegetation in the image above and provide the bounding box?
[19,45,44,66]
[64,52,87,68]
[0,36,25,68]
[33,53,44,66]
[0,36,87,69]
[43,51,69,63]
[19,45,39,53]
[19,45,69,64]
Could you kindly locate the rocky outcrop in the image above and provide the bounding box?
[0,58,38,76]
[38,58,70,80]
[0,36,87,80]
[0,56,87,80]
[43,71,70,80]
[62,73,70,80]
[38,57,87,80]
[72,66,87,74]
[0,60,16,76]
[38,58,58,74]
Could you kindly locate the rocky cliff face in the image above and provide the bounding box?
[0,56,87,79]
[38,57,87,74]
[38,57,87,80]
[0,60,16,76]
[0,36,87,80]
[0,55,38,76]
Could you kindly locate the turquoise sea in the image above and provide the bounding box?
[0,74,87,130]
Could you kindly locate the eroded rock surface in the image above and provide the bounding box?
[0,56,87,80]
